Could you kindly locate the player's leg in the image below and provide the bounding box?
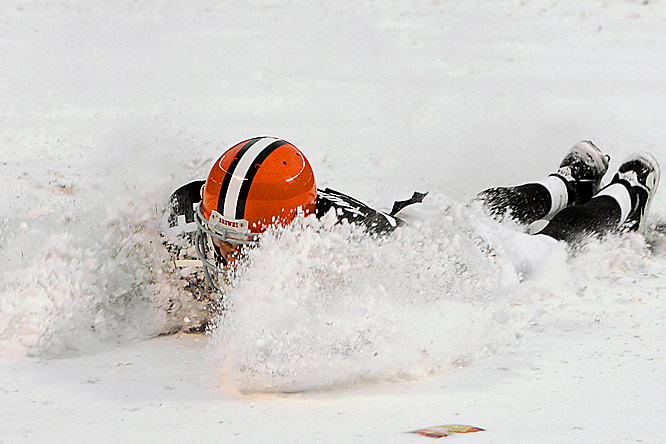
[476,141,610,225]
[475,179,569,225]
[539,152,661,243]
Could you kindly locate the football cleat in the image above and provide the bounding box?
[610,151,661,232]
[550,140,611,204]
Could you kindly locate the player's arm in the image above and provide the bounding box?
[315,188,427,235]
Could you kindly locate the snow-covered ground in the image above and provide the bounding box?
[2,1,666,442]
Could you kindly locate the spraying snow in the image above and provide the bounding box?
[209,196,524,392]
[1,0,666,442]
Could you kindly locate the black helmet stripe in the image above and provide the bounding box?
[217,137,291,220]
[235,139,289,219]
[216,137,263,215]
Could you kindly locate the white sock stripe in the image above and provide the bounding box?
[596,183,632,225]
[535,176,570,219]
[223,137,277,218]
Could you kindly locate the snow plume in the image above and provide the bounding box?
[208,195,528,393]
[208,197,665,394]
[0,127,202,357]
[0,198,183,357]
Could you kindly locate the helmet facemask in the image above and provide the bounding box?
[194,202,259,293]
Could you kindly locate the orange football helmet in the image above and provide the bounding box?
[194,136,317,291]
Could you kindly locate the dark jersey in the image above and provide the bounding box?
[165,180,426,236]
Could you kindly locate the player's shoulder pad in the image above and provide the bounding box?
[161,180,205,257]
[166,180,205,229]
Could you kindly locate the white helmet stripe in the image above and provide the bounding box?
[223,137,277,218]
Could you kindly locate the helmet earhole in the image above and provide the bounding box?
[283,161,287,165]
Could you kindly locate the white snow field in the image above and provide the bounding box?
[1,0,666,442]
